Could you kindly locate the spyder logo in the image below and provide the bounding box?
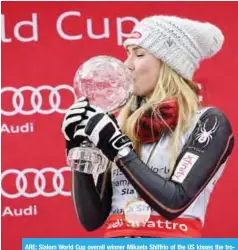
[193,116,219,148]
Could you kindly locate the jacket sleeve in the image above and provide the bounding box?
[115,108,235,220]
[71,167,112,231]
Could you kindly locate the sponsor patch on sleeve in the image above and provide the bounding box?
[172,152,199,183]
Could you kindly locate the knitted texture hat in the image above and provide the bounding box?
[123,15,224,80]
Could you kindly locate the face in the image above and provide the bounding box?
[124,45,161,97]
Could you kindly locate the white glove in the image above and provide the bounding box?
[61,97,89,141]
[72,100,133,161]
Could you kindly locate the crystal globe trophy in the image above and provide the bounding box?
[67,55,133,182]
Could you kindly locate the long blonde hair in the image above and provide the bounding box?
[119,62,200,176]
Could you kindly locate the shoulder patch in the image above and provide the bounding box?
[193,115,220,148]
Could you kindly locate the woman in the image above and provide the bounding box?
[62,15,234,238]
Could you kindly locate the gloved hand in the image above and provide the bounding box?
[61,97,90,158]
[61,97,89,141]
[70,99,133,161]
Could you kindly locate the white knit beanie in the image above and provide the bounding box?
[123,15,224,80]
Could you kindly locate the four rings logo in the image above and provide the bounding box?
[1,85,75,116]
[1,167,71,198]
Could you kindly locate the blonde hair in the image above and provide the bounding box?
[118,62,200,176]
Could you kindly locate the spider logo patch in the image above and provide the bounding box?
[193,116,219,148]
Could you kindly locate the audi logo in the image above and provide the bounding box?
[1,85,75,116]
[1,167,71,198]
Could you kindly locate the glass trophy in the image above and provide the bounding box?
[67,55,133,182]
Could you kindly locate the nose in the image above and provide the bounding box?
[124,57,135,72]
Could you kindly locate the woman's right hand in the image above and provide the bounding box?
[61,97,89,141]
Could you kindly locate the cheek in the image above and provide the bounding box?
[135,63,159,95]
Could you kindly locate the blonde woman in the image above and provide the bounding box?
[62,16,234,238]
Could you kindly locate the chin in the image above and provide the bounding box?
[132,89,147,97]
[132,88,143,97]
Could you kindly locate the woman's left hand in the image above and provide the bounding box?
[72,99,133,161]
